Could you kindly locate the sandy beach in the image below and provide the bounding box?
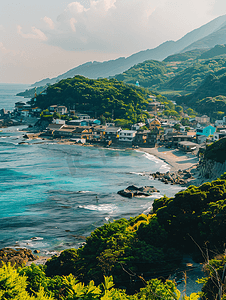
[139,146,199,172]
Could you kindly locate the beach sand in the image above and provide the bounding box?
[139,147,199,172]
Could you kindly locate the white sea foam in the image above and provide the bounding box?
[129,171,146,176]
[135,193,163,199]
[31,237,44,241]
[77,190,92,194]
[78,204,117,212]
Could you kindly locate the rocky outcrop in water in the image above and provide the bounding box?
[150,170,196,186]
[118,185,159,198]
[0,248,37,268]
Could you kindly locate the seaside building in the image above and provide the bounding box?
[119,130,137,144]
[133,130,149,146]
[104,127,122,143]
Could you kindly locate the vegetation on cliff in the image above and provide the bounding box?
[204,138,226,163]
[2,176,226,298]
[44,177,226,295]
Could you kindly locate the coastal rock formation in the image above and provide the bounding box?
[0,248,37,268]
[198,159,226,180]
[150,170,195,186]
[118,185,158,198]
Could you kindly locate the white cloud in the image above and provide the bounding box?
[17,25,48,41]
[70,18,77,32]
[42,0,213,54]
[0,42,9,54]
[43,16,55,30]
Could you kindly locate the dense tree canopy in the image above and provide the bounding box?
[32,76,152,124]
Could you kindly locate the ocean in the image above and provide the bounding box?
[0,84,183,255]
[0,83,30,111]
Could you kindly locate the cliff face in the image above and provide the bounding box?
[198,158,226,180]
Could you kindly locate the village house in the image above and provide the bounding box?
[133,130,149,146]
[196,125,216,137]
[178,141,199,152]
[104,127,122,143]
[148,118,162,130]
[196,135,208,144]
[56,105,67,115]
[213,129,226,141]
[67,119,89,126]
[215,116,226,126]
[76,113,91,120]
[49,105,58,114]
[31,107,42,117]
[195,115,210,125]
[48,105,68,115]
[119,130,137,144]
[131,122,146,130]
[146,127,163,147]
[15,101,27,111]
[166,134,195,148]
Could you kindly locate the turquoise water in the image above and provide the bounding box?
[0,85,183,254]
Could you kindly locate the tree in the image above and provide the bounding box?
[175,105,183,115]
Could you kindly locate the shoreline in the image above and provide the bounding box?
[21,133,200,174]
[139,146,199,172]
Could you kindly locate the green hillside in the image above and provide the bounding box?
[165,58,226,91]
[164,49,206,62]
[176,72,226,116]
[113,55,226,94]
[200,44,226,59]
[33,76,153,123]
[114,60,174,88]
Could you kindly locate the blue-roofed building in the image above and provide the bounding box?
[196,125,216,137]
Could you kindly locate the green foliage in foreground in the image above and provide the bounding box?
[32,76,152,124]
[0,262,200,300]
[196,252,226,300]
[44,177,226,295]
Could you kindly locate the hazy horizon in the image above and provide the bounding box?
[1,0,226,84]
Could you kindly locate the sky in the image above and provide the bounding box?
[0,0,226,84]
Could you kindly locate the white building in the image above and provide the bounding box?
[53,119,66,125]
[213,130,226,141]
[119,130,137,143]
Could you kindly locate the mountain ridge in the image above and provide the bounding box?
[31,14,226,87]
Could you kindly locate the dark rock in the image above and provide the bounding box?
[117,185,158,198]
[23,134,30,139]
[0,248,37,268]
[34,250,40,254]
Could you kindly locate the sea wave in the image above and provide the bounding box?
[78,204,118,212]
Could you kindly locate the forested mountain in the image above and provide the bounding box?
[31,15,226,87]
[32,76,155,124]
[200,44,226,59]
[183,23,226,52]
[176,72,226,116]
[113,54,226,93]
[114,60,174,88]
